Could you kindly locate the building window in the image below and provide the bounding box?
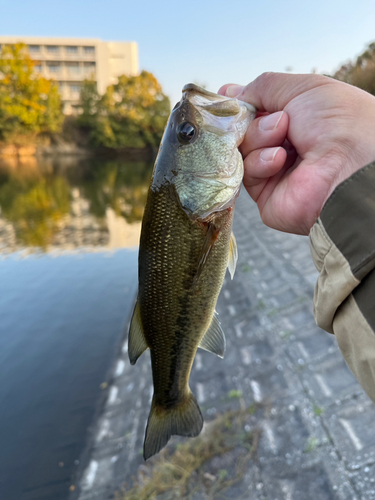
[34,64,42,72]
[47,62,61,73]
[46,45,60,53]
[29,45,40,53]
[66,46,78,54]
[66,62,80,74]
[83,46,95,55]
[69,83,81,94]
[83,61,96,74]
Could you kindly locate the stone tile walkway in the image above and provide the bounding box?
[74,191,375,500]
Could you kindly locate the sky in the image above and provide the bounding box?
[1,0,375,106]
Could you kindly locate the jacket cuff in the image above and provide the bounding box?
[309,161,375,332]
[309,221,359,332]
[319,161,375,280]
[309,162,375,402]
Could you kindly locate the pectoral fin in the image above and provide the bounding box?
[228,232,238,280]
[194,223,220,283]
[199,313,226,358]
[128,300,148,365]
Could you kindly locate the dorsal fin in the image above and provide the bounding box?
[228,232,238,279]
[199,313,226,358]
[128,300,148,365]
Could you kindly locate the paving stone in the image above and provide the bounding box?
[293,327,337,361]
[349,462,375,500]
[73,191,374,500]
[257,405,310,460]
[261,458,346,500]
[302,357,359,406]
[324,398,375,462]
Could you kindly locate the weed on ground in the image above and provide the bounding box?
[119,404,261,500]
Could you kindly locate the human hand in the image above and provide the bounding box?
[218,73,375,235]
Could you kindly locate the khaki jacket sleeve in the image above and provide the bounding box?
[309,162,375,402]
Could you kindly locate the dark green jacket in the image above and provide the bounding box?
[309,161,375,401]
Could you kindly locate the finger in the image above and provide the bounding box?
[219,73,335,113]
[218,83,241,96]
[240,110,289,158]
[243,146,287,202]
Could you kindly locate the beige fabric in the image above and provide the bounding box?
[334,294,375,402]
[309,219,360,333]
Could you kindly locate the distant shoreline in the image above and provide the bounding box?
[0,143,157,161]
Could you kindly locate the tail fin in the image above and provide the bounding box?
[143,392,203,460]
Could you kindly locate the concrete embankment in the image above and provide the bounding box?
[73,191,375,500]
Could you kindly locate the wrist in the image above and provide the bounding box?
[318,83,375,210]
[322,152,375,210]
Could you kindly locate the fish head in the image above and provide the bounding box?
[152,84,256,220]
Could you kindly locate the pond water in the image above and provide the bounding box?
[0,155,153,500]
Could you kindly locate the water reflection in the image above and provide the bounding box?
[0,156,153,253]
[0,154,150,498]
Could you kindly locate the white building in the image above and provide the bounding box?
[0,36,139,114]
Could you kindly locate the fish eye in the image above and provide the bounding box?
[177,122,197,145]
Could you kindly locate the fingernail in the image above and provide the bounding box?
[225,84,245,98]
[259,111,284,131]
[260,147,280,162]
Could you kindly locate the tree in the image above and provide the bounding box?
[0,43,63,143]
[78,71,170,148]
[79,78,101,122]
[334,42,375,96]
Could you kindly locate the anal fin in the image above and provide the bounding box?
[128,299,148,365]
[199,313,226,358]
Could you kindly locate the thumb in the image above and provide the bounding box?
[217,84,244,97]
[219,72,334,113]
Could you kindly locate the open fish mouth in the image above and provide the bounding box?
[180,83,256,144]
[171,84,256,219]
[182,83,256,113]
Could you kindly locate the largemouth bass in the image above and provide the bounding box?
[128,84,255,460]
